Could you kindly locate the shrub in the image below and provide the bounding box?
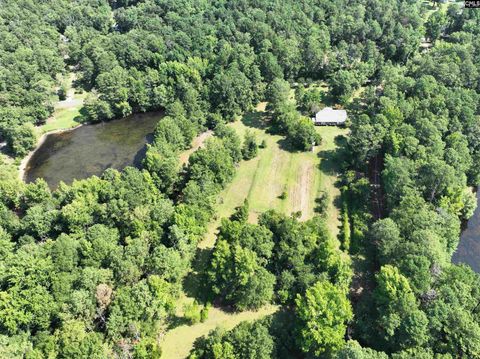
[184,301,202,324]
[200,303,210,323]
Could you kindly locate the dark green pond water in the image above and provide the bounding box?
[453,190,480,272]
[25,112,162,189]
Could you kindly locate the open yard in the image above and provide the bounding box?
[37,73,87,135]
[200,103,348,248]
[161,104,348,358]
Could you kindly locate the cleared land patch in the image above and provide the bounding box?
[38,73,87,135]
[160,105,348,359]
[201,106,348,247]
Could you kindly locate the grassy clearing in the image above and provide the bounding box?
[161,301,278,359]
[162,102,348,358]
[201,103,347,248]
[37,73,87,135]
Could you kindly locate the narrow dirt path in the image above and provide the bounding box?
[179,131,214,166]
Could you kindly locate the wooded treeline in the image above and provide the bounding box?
[343,5,480,358]
[1,0,421,156]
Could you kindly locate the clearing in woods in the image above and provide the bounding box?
[179,130,214,166]
[201,102,348,248]
[38,73,87,135]
[161,103,348,359]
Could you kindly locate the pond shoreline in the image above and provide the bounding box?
[22,112,163,189]
[18,123,85,182]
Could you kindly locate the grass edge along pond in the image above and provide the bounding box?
[160,103,348,359]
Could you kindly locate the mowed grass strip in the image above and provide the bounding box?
[161,107,348,359]
[199,107,347,248]
[161,302,278,359]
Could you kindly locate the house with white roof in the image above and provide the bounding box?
[312,107,347,126]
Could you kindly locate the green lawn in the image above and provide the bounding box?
[37,73,87,135]
[200,103,347,248]
[161,104,348,359]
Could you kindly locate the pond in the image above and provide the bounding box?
[24,112,162,189]
[453,189,480,272]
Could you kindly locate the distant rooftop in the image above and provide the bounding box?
[313,107,347,125]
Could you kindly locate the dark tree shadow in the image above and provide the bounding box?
[320,91,337,107]
[132,132,155,168]
[241,110,269,130]
[182,247,214,303]
[166,315,191,330]
[74,107,89,124]
[277,137,300,153]
[318,134,348,177]
[268,308,303,359]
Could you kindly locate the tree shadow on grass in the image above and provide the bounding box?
[277,137,300,153]
[166,314,191,330]
[318,134,348,178]
[182,247,214,303]
[241,109,269,130]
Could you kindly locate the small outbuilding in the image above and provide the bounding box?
[312,107,347,126]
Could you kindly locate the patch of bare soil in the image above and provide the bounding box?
[291,162,315,220]
[179,131,213,166]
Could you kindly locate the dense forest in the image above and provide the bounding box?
[1,0,480,358]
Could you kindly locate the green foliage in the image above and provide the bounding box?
[200,304,210,323]
[209,238,275,310]
[295,280,353,356]
[242,131,258,160]
[58,85,67,101]
[133,337,162,359]
[426,11,448,42]
[188,138,236,187]
[315,191,329,215]
[230,199,249,223]
[107,276,175,339]
[368,265,429,352]
[4,124,37,157]
[341,201,351,252]
[333,340,388,359]
[184,301,202,325]
[296,86,324,115]
[54,320,110,358]
[190,320,274,359]
[288,117,321,151]
[266,78,291,112]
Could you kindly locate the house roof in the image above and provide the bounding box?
[314,107,347,123]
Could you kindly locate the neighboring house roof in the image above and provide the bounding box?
[313,107,347,124]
